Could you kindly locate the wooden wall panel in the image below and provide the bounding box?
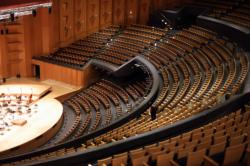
[59,0,74,46]
[3,18,29,78]
[138,0,151,24]
[10,63,20,76]
[126,0,138,24]
[152,0,181,10]
[112,0,125,25]
[166,0,181,8]
[50,0,60,52]
[152,0,165,10]
[74,0,87,39]
[30,11,43,56]
[0,30,9,78]
[86,0,100,34]
[31,59,103,87]
[32,60,84,86]
[22,15,33,77]
[40,8,53,55]
[28,0,59,56]
[100,0,113,28]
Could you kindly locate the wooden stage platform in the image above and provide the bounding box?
[0,83,63,156]
[0,84,52,99]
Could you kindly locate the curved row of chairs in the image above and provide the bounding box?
[2,23,249,165]
[37,24,167,67]
[80,25,248,150]
[55,77,152,143]
[188,0,250,29]
[97,105,250,166]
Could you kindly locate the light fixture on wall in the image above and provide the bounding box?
[48,6,52,14]
[32,10,37,17]
[10,13,14,22]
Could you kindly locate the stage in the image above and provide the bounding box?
[0,78,79,156]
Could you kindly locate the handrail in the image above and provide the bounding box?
[197,15,250,51]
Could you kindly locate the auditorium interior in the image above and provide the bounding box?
[0,0,250,165]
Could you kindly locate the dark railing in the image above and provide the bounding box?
[197,15,250,51]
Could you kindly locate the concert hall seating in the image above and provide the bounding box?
[36,25,168,68]
[188,0,250,29]
[2,22,249,166]
[37,25,121,68]
[97,105,250,166]
[57,77,152,142]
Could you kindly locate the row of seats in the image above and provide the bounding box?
[95,25,167,65]
[188,0,250,29]
[38,25,168,67]
[38,25,120,67]
[77,25,248,152]
[56,76,152,143]
[3,24,249,165]
[97,106,250,166]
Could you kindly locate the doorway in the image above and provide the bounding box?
[34,65,40,79]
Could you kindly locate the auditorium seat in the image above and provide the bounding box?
[96,106,250,166]
[76,25,249,155]
[188,0,250,29]
[2,23,249,165]
[56,75,152,142]
[36,25,168,68]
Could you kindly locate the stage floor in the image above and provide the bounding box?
[5,77,81,99]
[0,77,80,154]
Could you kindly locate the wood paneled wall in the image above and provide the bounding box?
[113,0,125,25]
[138,0,151,24]
[32,59,97,87]
[86,0,100,34]
[0,17,33,78]
[126,0,138,24]
[0,0,184,80]
[100,0,113,28]
[74,0,87,40]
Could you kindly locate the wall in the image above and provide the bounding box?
[32,59,99,87]
[0,17,33,78]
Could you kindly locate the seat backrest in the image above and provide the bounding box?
[112,153,128,166]
[130,148,146,160]
[246,149,250,166]
[209,141,226,156]
[203,155,219,166]
[223,144,245,166]
[156,151,175,166]
[97,157,112,166]
[132,155,149,166]
[186,148,206,166]
[229,134,246,146]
